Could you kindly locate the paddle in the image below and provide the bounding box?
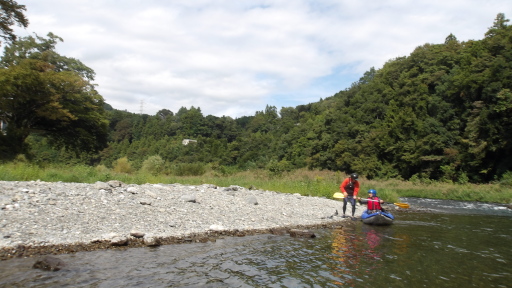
[360,198,410,209]
[332,192,344,200]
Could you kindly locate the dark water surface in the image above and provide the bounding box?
[0,199,510,287]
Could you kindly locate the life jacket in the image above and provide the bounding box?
[345,179,356,196]
[367,196,382,211]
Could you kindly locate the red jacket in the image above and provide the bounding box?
[340,178,360,197]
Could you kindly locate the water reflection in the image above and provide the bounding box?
[330,227,357,286]
[327,220,420,287]
[329,225,388,286]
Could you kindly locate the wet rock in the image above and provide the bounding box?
[33,256,66,271]
[144,236,161,247]
[289,229,316,238]
[270,228,287,235]
[110,236,129,246]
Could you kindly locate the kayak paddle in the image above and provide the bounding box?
[333,192,344,200]
[360,198,410,209]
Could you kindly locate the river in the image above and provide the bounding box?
[0,198,510,287]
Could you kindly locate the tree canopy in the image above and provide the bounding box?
[0,33,108,158]
[0,0,28,45]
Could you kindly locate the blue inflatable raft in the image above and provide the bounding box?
[361,210,394,225]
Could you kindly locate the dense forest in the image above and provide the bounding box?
[1,7,511,184]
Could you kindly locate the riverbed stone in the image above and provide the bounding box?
[144,236,161,247]
[108,180,124,187]
[130,230,145,238]
[181,194,196,203]
[33,256,66,271]
[94,181,111,190]
[111,236,129,246]
[289,229,316,238]
[127,187,138,194]
[245,195,258,205]
[139,199,152,205]
[270,228,287,235]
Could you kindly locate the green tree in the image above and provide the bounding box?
[178,106,205,137]
[1,32,95,80]
[0,33,108,158]
[485,13,509,38]
[0,0,28,45]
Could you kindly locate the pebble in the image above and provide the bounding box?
[0,180,363,260]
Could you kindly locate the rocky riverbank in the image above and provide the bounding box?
[0,180,366,260]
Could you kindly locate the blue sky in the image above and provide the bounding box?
[11,0,512,118]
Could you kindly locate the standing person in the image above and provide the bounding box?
[340,173,360,218]
[358,189,386,213]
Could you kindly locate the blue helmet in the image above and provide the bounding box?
[368,189,377,196]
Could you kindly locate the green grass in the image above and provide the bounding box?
[0,163,510,204]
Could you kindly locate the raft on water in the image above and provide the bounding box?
[361,210,394,226]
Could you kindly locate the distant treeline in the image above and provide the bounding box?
[3,13,512,184]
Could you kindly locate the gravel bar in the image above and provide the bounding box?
[0,180,364,260]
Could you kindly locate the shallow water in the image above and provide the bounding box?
[0,199,510,287]
[401,197,512,216]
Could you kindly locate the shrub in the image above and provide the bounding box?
[141,155,165,175]
[95,164,110,174]
[14,154,28,163]
[222,165,240,176]
[113,157,133,174]
[267,160,292,177]
[500,171,512,187]
[457,172,469,184]
[172,162,206,176]
[95,164,112,182]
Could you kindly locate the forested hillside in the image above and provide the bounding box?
[3,13,511,184]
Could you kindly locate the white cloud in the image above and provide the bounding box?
[11,0,512,117]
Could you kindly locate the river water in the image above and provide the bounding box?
[0,198,510,287]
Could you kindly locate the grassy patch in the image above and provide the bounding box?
[0,164,510,204]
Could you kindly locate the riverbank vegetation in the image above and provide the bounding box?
[1,162,510,204]
[1,8,511,204]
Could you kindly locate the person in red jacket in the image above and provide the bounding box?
[358,189,385,213]
[339,173,360,218]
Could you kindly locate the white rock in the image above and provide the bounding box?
[127,187,138,194]
[209,224,225,231]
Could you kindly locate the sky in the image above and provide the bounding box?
[10,0,512,118]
